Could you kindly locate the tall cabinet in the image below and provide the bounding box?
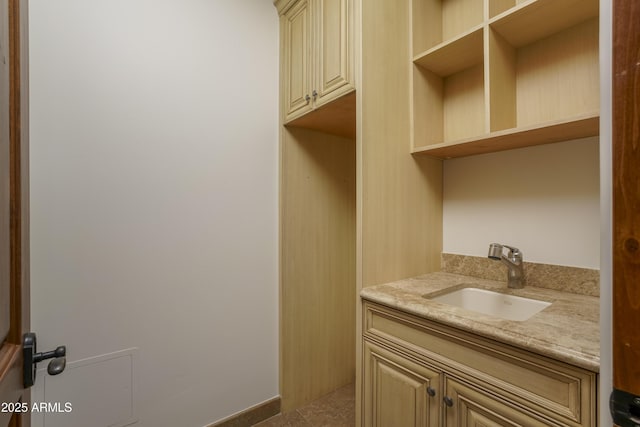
[274,0,443,414]
[275,0,358,412]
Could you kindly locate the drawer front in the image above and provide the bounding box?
[363,302,597,426]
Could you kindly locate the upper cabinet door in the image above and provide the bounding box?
[314,0,354,107]
[279,0,355,125]
[282,0,313,121]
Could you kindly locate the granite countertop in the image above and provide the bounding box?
[360,272,600,372]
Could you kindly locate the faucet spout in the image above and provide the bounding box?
[487,243,525,289]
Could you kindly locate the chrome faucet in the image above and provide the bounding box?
[488,243,524,289]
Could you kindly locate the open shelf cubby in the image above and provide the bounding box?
[410,0,600,159]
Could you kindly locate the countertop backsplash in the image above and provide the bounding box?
[441,253,600,297]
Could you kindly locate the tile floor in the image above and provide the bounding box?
[253,383,355,426]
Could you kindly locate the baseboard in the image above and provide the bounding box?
[208,396,281,427]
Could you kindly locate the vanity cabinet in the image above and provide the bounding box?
[362,301,598,426]
[410,0,600,158]
[278,0,355,124]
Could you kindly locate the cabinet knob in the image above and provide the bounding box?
[426,386,436,397]
[312,89,318,100]
[443,396,454,407]
[305,94,311,103]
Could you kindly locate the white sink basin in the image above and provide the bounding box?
[430,287,551,321]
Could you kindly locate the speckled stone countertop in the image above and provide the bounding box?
[360,272,600,373]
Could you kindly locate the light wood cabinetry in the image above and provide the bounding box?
[275,0,443,413]
[362,302,598,426]
[410,0,600,158]
[275,0,601,420]
[279,128,356,411]
[274,0,357,411]
[279,0,355,135]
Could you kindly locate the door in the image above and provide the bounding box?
[611,0,640,425]
[441,376,547,427]
[282,0,313,121]
[0,0,29,426]
[363,341,440,427]
[314,0,353,107]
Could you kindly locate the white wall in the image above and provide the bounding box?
[443,137,600,268]
[29,1,279,426]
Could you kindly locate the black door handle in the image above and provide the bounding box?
[23,332,67,387]
[46,356,66,376]
[610,388,640,427]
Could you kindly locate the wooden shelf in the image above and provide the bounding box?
[414,27,483,76]
[490,0,599,47]
[285,91,356,139]
[410,0,599,157]
[411,113,599,159]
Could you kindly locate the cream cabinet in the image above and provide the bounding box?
[362,302,598,427]
[278,0,355,124]
[274,0,357,413]
[364,342,552,427]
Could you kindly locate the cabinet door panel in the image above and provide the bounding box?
[315,0,353,105]
[363,341,439,427]
[283,0,312,120]
[443,376,549,427]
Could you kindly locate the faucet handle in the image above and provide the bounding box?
[502,245,522,262]
[502,244,520,254]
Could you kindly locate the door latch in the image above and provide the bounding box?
[22,332,67,388]
[610,388,640,427]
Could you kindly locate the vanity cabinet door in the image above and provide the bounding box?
[363,341,440,427]
[442,376,549,427]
